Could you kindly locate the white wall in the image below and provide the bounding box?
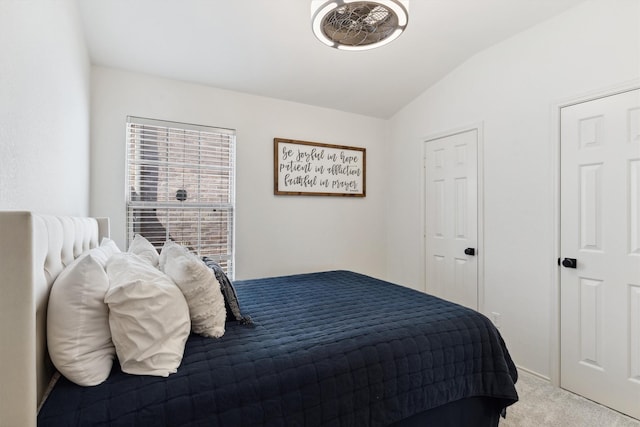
[0,0,90,215]
[385,0,640,377]
[90,67,388,280]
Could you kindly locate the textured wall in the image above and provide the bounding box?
[89,67,389,281]
[386,0,640,377]
[0,0,90,215]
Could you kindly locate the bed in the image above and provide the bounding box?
[0,212,518,426]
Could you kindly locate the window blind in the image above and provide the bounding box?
[125,116,236,277]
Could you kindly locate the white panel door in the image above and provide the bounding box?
[560,88,640,419]
[425,130,478,309]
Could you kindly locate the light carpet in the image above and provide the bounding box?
[500,370,639,427]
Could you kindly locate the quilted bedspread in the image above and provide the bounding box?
[38,270,518,426]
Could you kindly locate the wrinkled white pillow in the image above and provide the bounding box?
[99,237,121,259]
[105,252,190,377]
[160,241,226,338]
[47,251,115,386]
[128,234,159,267]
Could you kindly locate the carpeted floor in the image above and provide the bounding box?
[500,370,640,427]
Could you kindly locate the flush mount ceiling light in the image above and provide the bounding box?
[311,0,409,51]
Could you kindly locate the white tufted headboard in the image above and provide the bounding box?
[0,212,109,427]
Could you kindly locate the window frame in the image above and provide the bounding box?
[125,116,236,277]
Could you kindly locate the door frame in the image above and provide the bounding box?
[549,79,640,388]
[422,122,485,313]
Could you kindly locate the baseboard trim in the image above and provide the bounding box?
[515,365,550,382]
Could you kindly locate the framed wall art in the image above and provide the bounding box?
[274,138,366,197]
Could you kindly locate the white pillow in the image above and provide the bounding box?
[160,241,226,338]
[128,234,159,267]
[100,237,121,258]
[105,252,190,377]
[47,253,115,386]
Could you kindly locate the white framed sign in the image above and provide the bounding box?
[274,138,366,197]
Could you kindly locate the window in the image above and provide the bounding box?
[125,116,236,277]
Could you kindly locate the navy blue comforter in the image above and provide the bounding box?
[38,271,518,426]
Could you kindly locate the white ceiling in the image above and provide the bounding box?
[77,0,587,119]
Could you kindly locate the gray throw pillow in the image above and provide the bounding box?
[202,257,252,325]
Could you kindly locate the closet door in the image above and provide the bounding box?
[560,88,640,419]
[424,129,478,310]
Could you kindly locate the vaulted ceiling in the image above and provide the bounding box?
[78,0,587,118]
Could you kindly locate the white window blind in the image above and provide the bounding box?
[125,116,236,277]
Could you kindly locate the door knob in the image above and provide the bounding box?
[464,248,475,256]
[561,257,577,268]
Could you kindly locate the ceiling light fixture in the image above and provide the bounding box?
[311,0,409,51]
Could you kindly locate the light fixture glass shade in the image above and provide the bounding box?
[311,0,409,51]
